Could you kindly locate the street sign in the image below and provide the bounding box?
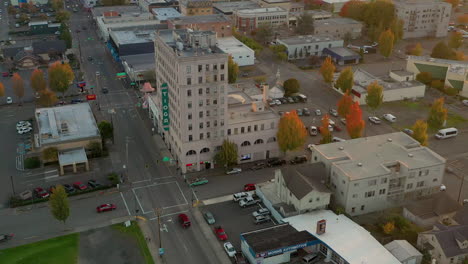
[159,248,165,255]
[86,94,96,101]
[162,157,170,162]
[116,72,126,79]
[77,81,86,88]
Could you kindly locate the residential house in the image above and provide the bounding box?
[418,224,468,264]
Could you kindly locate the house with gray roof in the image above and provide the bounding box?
[384,240,422,264]
[418,224,468,264]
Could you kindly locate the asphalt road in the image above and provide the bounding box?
[0,2,9,42]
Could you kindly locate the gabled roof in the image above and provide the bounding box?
[2,46,26,58]
[423,224,468,258]
[32,40,67,55]
[280,163,330,200]
[405,192,461,219]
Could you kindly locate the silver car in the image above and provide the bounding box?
[315,109,322,116]
[203,211,216,225]
[226,168,242,175]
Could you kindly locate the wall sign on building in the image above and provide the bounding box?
[161,83,170,131]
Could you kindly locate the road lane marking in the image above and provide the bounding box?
[162,203,188,210]
[120,192,131,216]
[202,194,233,205]
[175,181,188,205]
[132,188,146,214]
[149,210,189,220]
[132,179,151,184]
[132,181,176,191]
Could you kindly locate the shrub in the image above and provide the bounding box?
[108,173,120,186]
[444,86,459,96]
[416,72,432,85]
[24,157,40,169]
[430,80,444,91]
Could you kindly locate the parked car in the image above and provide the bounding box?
[286,97,294,104]
[278,111,284,116]
[17,126,32,135]
[71,99,83,104]
[315,109,322,116]
[254,215,271,224]
[101,88,109,94]
[224,242,236,257]
[403,128,414,135]
[252,208,270,217]
[88,180,101,188]
[34,187,50,198]
[214,226,228,241]
[16,121,31,129]
[244,184,256,191]
[250,162,265,170]
[73,182,88,191]
[332,124,342,132]
[340,118,347,125]
[6,97,12,104]
[329,109,338,117]
[302,108,311,116]
[279,98,288,104]
[96,203,116,213]
[462,100,468,106]
[267,158,286,167]
[233,192,250,202]
[296,108,303,116]
[178,213,191,228]
[234,252,247,264]
[203,211,216,225]
[239,196,260,208]
[188,177,208,186]
[368,116,381,124]
[290,155,308,165]
[2,72,9,77]
[63,184,75,194]
[309,126,318,136]
[383,113,396,123]
[226,168,242,175]
[274,99,281,105]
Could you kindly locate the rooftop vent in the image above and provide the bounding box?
[357,163,363,167]
[387,138,392,142]
[338,147,344,150]
[408,153,413,157]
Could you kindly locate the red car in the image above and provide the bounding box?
[214,226,228,241]
[34,187,50,198]
[73,182,88,190]
[2,72,9,77]
[96,204,116,213]
[244,184,256,191]
[178,213,191,228]
[333,124,342,132]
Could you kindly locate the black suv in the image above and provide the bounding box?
[267,158,286,167]
[63,184,75,194]
[289,155,308,165]
[88,180,102,188]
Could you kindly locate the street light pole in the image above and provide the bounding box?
[10,175,16,195]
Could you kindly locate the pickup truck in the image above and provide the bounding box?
[239,196,260,208]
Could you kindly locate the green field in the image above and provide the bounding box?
[0,234,79,264]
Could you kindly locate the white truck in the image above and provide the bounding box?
[239,196,260,208]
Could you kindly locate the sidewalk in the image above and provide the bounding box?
[138,220,164,264]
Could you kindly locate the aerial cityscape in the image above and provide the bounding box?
[0,0,467,263]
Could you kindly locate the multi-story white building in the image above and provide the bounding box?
[277,35,343,60]
[216,37,255,66]
[394,0,451,39]
[149,29,279,173]
[234,7,288,34]
[311,132,446,216]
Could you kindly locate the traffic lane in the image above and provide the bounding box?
[0,191,128,249]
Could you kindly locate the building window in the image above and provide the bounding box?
[220,74,225,81]
[188,113,192,120]
[407,183,413,189]
[433,178,438,182]
[186,150,196,155]
[241,141,251,146]
[417,181,424,187]
[206,87,210,94]
[200,133,204,139]
[198,65,202,72]
[361,205,365,211]
[254,125,258,131]
[200,147,209,153]
[198,88,203,95]
[188,124,192,131]
[261,124,264,130]
[227,129,231,135]
[409,172,415,178]
[365,191,375,198]
[198,76,203,84]
[379,189,386,195]
[206,99,210,106]
[188,135,193,141]
[199,100,203,107]
[234,128,238,134]
[188,101,192,109]
[214,64,217,70]
[352,207,355,213]
[199,111,203,118]
[248,126,251,132]
[214,75,218,81]
[213,99,217,105]
[187,90,192,97]
[187,77,191,85]
[199,123,203,129]
[221,64,225,70]
[368,179,377,186]
[207,132,210,138]
[352,194,358,198]
[381,178,387,184]
[186,66,191,74]
[206,121,210,128]
[241,127,245,133]
[354,183,359,187]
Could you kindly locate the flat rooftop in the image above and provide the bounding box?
[217,37,254,54]
[121,53,155,71]
[278,35,340,45]
[352,68,422,93]
[241,224,317,255]
[36,103,100,146]
[153,7,181,20]
[236,7,287,14]
[92,5,142,17]
[157,29,225,57]
[213,1,260,14]
[326,47,359,57]
[168,14,230,24]
[110,29,156,45]
[261,0,290,3]
[315,17,362,26]
[312,132,446,180]
[408,55,468,75]
[285,210,401,264]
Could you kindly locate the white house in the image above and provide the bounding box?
[217,37,255,66]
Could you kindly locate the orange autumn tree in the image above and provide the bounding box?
[30,68,47,93]
[337,91,353,118]
[346,102,365,139]
[277,110,307,155]
[320,114,333,144]
[12,73,25,103]
[48,62,74,98]
[320,56,336,84]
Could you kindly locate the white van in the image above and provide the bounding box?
[309,126,318,136]
[302,253,319,263]
[383,114,396,123]
[435,128,458,139]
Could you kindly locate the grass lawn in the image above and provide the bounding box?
[446,112,468,128]
[112,221,154,264]
[0,233,79,264]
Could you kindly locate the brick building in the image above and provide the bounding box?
[167,14,232,38]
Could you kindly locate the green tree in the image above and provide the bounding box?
[227,55,239,84]
[56,10,70,23]
[337,91,353,118]
[42,147,58,162]
[320,114,332,144]
[427,97,448,130]
[365,81,384,113]
[320,57,335,83]
[214,140,238,168]
[448,32,463,50]
[411,43,423,56]
[277,111,307,154]
[378,29,395,58]
[295,12,314,35]
[98,121,114,142]
[411,120,428,146]
[256,24,273,44]
[49,185,70,226]
[283,78,300,96]
[18,13,29,24]
[431,41,455,60]
[59,23,72,48]
[51,0,64,10]
[48,61,74,97]
[416,72,432,85]
[87,141,103,158]
[335,67,354,93]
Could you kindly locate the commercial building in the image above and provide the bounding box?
[179,0,213,16]
[337,68,426,105]
[314,17,363,39]
[256,0,291,11]
[121,54,155,83]
[9,0,47,7]
[152,7,182,22]
[149,29,280,173]
[394,0,451,39]
[138,0,180,12]
[289,10,332,27]
[277,35,343,60]
[384,240,423,264]
[234,7,289,34]
[216,37,255,66]
[311,132,446,216]
[322,47,360,65]
[406,56,468,98]
[28,21,61,35]
[167,14,232,37]
[108,29,156,58]
[213,0,261,16]
[418,223,468,264]
[35,103,101,175]
[320,0,369,13]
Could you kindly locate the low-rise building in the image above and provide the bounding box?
[28,21,61,35]
[256,0,291,11]
[179,0,213,16]
[213,1,261,17]
[216,37,255,66]
[289,10,332,27]
[108,29,156,59]
[152,7,182,22]
[121,54,155,83]
[314,17,363,39]
[311,132,446,216]
[406,56,468,98]
[277,35,343,60]
[139,0,180,12]
[10,0,47,7]
[320,0,369,13]
[322,47,361,65]
[337,68,426,105]
[234,7,288,34]
[418,224,468,264]
[384,240,423,264]
[167,14,232,38]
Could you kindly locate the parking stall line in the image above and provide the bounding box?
[202,194,233,206]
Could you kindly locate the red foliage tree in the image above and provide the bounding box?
[337,91,353,118]
[346,102,365,139]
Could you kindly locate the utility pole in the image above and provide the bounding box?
[10,175,15,195]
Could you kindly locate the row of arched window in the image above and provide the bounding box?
[185,137,276,156]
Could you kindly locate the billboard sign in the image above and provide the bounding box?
[86,94,96,101]
[316,219,327,235]
[161,83,169,131]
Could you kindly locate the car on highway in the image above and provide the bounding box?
[226,167,242,175]
[244,184,256,191]
[329,109,338,117]
[178,213,191,228]
[267,158,286,167]
[34,187,50,198]
[214,226,228,241]
[224,242,236,258]
[88,180,101,188]
[254,215,271,224]
[252,208,270,217]
[63,184,75,194]
[233,192,250,202]
[96,203,116,213]
[73,182,88,191]
[368,116,381,124]
[203,211,216,225]
[188,177,208,186]
[289,155,308,165]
